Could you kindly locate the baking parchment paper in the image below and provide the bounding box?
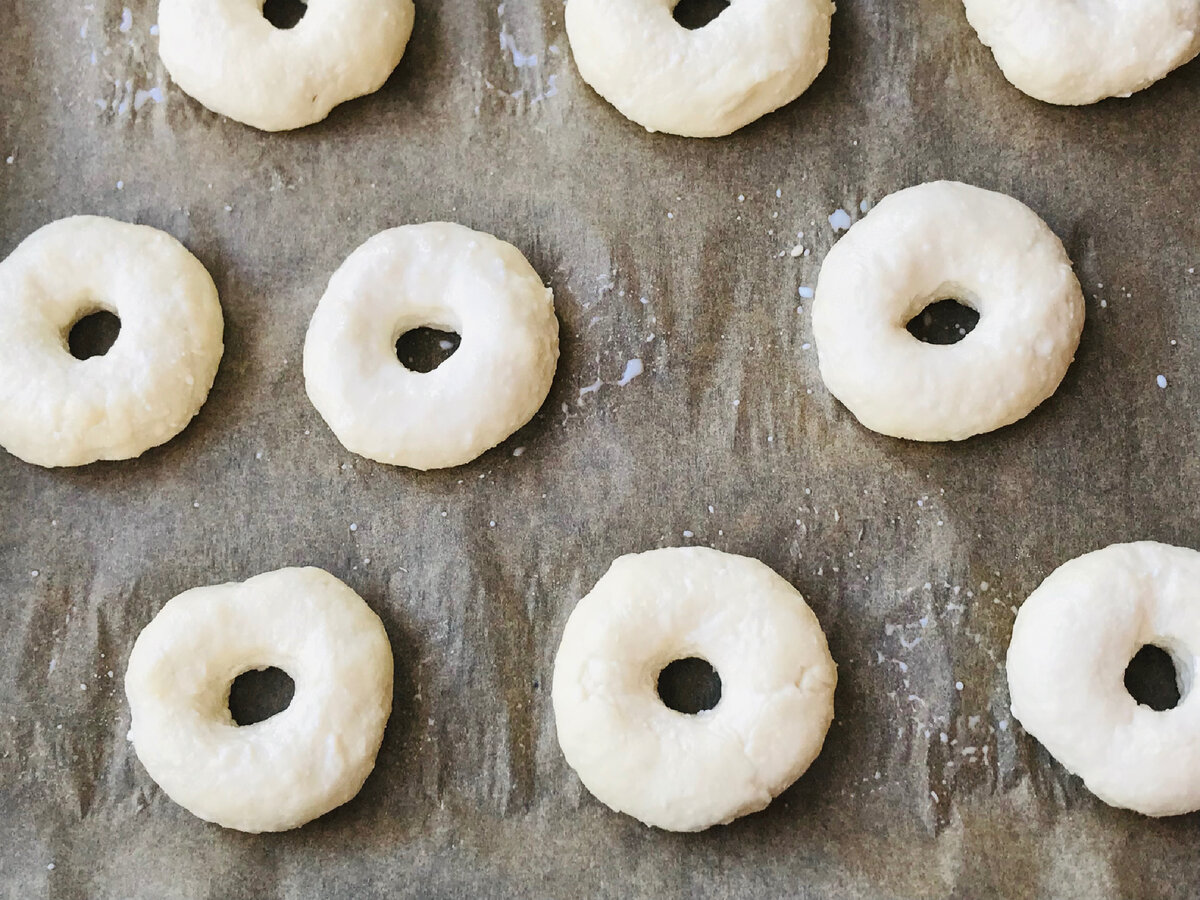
[2,0,1199,897]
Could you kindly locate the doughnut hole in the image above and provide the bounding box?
[396,327,461,373]
[672,0,730,30]
[67,309,121,360]
[262,0,307,30]
[228,666,295,726]
[1124,645,1185,712]
[657,657,722,714]
[906,299,980,345]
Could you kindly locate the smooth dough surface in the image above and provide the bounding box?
[158,0,416,131]
[0,216,223,468]
[304,222,559,470]
[125,567,394,833]
[552,547,837,832]
[1007,542,1200,817]
[962,0,1200,105]
[812,181,1084,442]
[565,0,834,137]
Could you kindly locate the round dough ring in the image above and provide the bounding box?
[125,567,394,833]
[304,222,559,470]
[552,547,837,832]
[157,0,416,131]
[565,0,835,137]
[812,181,1085,442]
[0,216,223,468]
[1007,542,1200,817]
[962,1,1200,105]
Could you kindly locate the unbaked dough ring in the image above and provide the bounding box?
[0,216,223,468]
[962,0,1200,105]
[304,222,559,470]
[157,0,416,131]
[812,181,1085,442]
[125,567,394,833]
[1007,542,1200,817]
[565,0,835,137]
[552,547,837,832]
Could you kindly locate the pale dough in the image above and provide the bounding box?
[812,181,1085,442]
[0,216,224,468]
[304,222,559,470]
[552,547,837,832]
[125,567,394,833]
[565,0,835,137]
[1007,542,1200,817]
[157,0,416,131]
[962,0,1200,105]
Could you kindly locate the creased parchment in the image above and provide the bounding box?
[2,1,1199,897]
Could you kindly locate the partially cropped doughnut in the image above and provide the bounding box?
[304,222,559,470]
[1007,542,1200,817]
[812,181,1085,442]
[0,216,223,468]
[565,0,835,137]
[125,567,394,833]
[962,0,1200,105]
[157,0,416,131]
[552,547,837,831]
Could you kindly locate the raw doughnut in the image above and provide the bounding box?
[304,222,559,470]
[0,216,223,468]
[812,181,1084,442]
[157,0,416,131]
[565,0,835,137]
[1007,542,1200,817]
[125,567,393,833]
[962,1,1200,105]
[552,547,837,831]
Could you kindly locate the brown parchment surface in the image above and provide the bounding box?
[2,1,1199,897]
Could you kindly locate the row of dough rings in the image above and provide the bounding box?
[153,1,1200,135]
[152,0,833,136]
[124,549,835,834]
[556,541,1200,829]
[0,218,558,470]
[572,0,1200,127]
[0,180,1089,466]
[127,542,1200,834]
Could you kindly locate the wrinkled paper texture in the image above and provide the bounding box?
[2,1,1199,897]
